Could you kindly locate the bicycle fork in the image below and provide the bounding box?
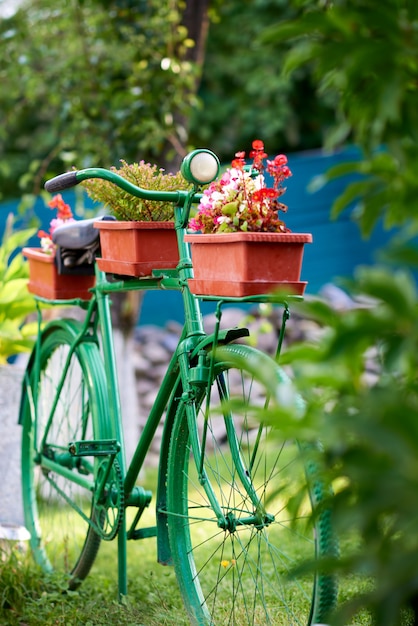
[178,349,274,532]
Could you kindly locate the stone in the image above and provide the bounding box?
[0,365,26,528]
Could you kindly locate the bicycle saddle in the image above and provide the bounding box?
[52,215,115,249]
[52,215,115,270]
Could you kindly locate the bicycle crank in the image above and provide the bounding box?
[93,457,125,540]
[69,439,125,540]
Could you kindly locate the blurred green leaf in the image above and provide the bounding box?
[0,217,37,362]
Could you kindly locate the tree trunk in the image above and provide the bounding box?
[162,0,211,169]
[182,0,211,69]
[113,2,212,456]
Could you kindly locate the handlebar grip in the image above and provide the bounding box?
[45,171,79,193]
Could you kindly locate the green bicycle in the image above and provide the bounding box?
[19,149,337,625]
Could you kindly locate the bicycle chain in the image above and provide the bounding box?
[44,456,124,541]
[94,457,125,541]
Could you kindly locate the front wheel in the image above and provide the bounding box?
[166,343,338,625]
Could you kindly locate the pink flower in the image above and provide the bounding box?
[49,216,75,234]
[189,217,203,232]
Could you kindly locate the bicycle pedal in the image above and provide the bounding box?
[68,439,121,457]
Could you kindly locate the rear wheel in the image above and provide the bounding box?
[166,344,338,625]
[21,323,110,587]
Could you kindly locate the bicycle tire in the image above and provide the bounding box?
[20,321,110,588]
[166,343,338,625]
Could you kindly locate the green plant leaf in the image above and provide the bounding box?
[4,251,30,281]
[221,201,239,216]
[354,266,417,314]
[290,298,338,327]
[330,180,372,219]
[0,278,30,304]
[1,227,36,258]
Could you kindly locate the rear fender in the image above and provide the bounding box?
[18,319,102,427]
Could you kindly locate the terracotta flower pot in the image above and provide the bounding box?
[94,220,179,277]
[23,248,95,300]
[184,232,312,297]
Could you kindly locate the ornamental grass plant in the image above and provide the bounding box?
[82,160,192,222]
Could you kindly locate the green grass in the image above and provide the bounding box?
[0,464,373,626]
[1,464,188,626]
[0,523,188,626]
[1,539,376,626]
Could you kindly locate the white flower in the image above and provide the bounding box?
[40,237,55,255]
[216,216,231,224]
[210,191,224,202]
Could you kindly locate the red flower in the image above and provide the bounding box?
[231,151,246,169]
[249,139,267,171]
[251,139,265,151]
[252,188,278,203]
[39,194,75,253]
[48,193,73,221]
[274,154,288,166]
[37,229,50,239]
[251,189,264,203]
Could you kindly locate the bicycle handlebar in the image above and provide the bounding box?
[45,171,79,193]
[45,167,185,204]
[44,149,220,209]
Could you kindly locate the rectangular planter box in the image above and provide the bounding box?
[184,232,312,297]
[23,248,95,300]
[94,220,179,277]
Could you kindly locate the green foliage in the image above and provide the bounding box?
[0,546,45,620]
[257,14,418,617]
[279,267,418,624]
[264,0,418,153]
[189,0,334,160]
[82,160,192,221]
[0,214,37,363]
[0,0,338,207]
[262,0,418,237]
[0,0,197,200]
